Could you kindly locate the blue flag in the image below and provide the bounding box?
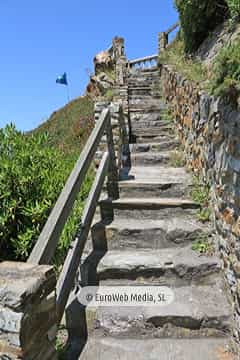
[56,72,68,86]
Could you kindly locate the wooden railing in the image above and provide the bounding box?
[127,22,179,70]
[128,54,158,69]
[158,21,180,53]
[28,107,119,322]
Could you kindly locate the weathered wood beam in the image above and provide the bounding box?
[129,54,158,67]
[56,152,110,323]
[165,21,179,35]
[28,109,110,265]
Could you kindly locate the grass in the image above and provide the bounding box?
[207,38,240,108]
[159,39,208,84]
[32,95,94,156]
[191,176,211,223]
[192,234,214,255]
[169,150,185,167]
[159,31,240,109]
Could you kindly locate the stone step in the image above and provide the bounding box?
[129,111,169,123]
[128,89,162,95]
[91,217,210,252]
[128,82,160,88]
[130,151,171,166]
[130,141,177,153]
[88,247,220,285]
[85,282,232,337]
[131,120,172,130]
[129,106,164,112]
[80,337,233,360]
[118,166,193,199]
[132,126,173,135]
[136,135,178,144]
[100,197,199,220]
[129,99,162,106]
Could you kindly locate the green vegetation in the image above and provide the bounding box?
[159,34,240,108]
[169,150,185,167]
[0,125,92,263]
[174,0,228,53]
[33,95,94,156]
[209,39,240,107]
[104,88,114,101]
[191,176,211,222]
[1,94,95,264]
[159,39,208,83]
[227,0,240,19]
[192,234,213,254]
[56,326,68,359]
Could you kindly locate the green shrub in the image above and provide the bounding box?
[227,0,240,18]
[209,39,240,106]
[174,0,228,53]
[159,39,208,83]
[0,125,92,263]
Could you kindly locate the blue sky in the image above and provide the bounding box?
[0,1,178,131]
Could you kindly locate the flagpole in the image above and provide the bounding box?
[66,84,70,103]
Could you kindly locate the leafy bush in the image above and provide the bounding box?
[0,125,92,263]
[209,39,240,106]
[227,0,240,18]
[174,0,228,53]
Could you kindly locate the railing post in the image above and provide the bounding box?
[112,37,128,86]
[158,32,168,54]
[106,111,120,200]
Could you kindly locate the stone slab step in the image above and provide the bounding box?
[80,337,233,360]
[130,140,178,153]
[131,125,172,133]
[104,197,199,211]
[129,112,168,123]
[121,166,192,185]
[117,166,193,199]
[85,282,232,336]
[94,247,220,284]
[136,135,178,144]
[131,124,173,133]
[91,217,210,251]
[130,151,171,166]
[100,197,199,220]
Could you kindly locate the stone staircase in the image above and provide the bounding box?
[79,68,234,359]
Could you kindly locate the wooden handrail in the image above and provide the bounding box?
[129,54,158,68]
[165,21,179,35]
[28,108,110,265]
[56,152,110,322]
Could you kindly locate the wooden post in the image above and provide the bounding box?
[106,113,120,200]
[158,32,169,54]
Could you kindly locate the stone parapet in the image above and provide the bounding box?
[0,262,57,359]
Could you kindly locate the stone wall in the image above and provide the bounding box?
[0,262,57,359]
[160,64,240,340]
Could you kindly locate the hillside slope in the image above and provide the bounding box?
[33,95,94,156]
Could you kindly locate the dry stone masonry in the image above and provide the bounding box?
[160,64,240,342]
[0,262,57,359]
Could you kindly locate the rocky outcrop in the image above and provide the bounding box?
[195,22,240,65]
[160,63,240,341]
[86,45,116,98]
[86,72,115,98]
